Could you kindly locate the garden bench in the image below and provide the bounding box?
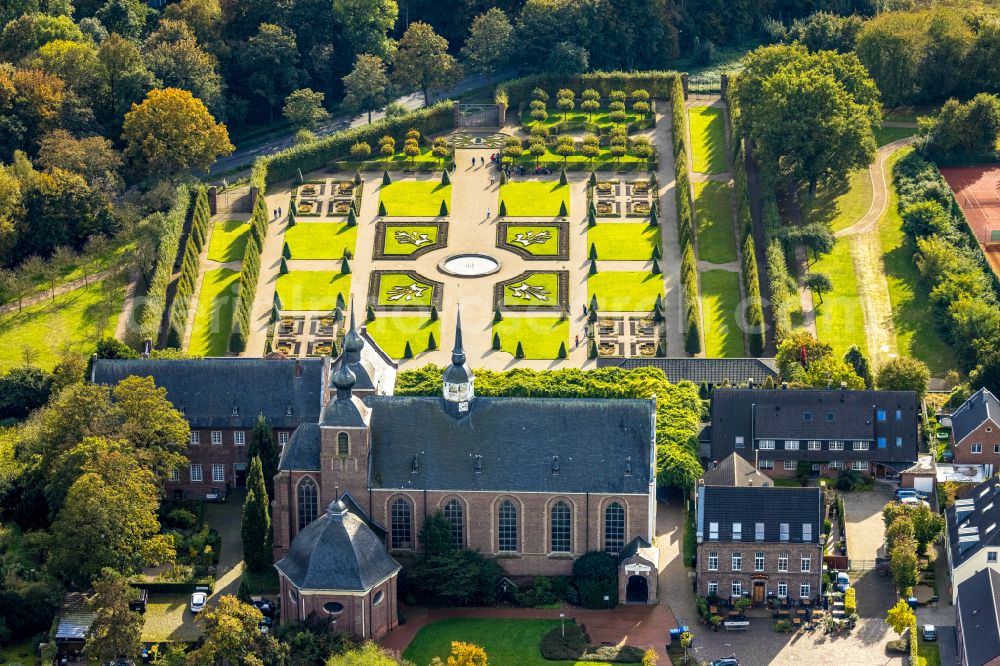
[724,621,749,631]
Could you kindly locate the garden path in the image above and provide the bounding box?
[245,193,292,355]
[0,265,120,317]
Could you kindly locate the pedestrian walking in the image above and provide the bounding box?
[278,206,282,217]
[273,209,277,219]
[472,157,475,168]
[481,156,485,166]
[486,208,491,219]
[583,305,588,316]
[489,176,494,185]
[574,335,579,348]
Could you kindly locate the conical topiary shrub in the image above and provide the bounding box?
[427,332,437,350]
[588,200,596,216]
[558,200,568,217]
[651,257,661,275]
[588,210,596,227]
[382,170,391,185]
[271,303,280,323]
[367,304,376,321]
[559,168,568,186]
[279,257,289,275]
[439,200,449,216]
[654,293,663,312]
[430,305,438,322]
[589,340,598,359]
[589,171,597,186]
[656,340,666,357]
[441,170,450,185]
[354,169,362,185]
[589,258,598,275]
[649,207,658,226]
[499,200,507,217]
[341,257,351,274]
[515,341,525,359]
[589,243,598,260]
[287,209,296,227]
[378,201,387,216]
[492,332,501,350]
[590,294,599,312]
[494,307,503,323]
[282,242,291,259]
[652,244,661,260]
[558,342,567,359]
[329,339,339,357]
[336,293,345,309]
[347,208,357,226]
[500,170,507,185]
[403,341,413,359]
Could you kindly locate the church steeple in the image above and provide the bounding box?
[451,309,466,366]
[343,307,364,364]
[332,359,356,402]
[442,310,474,406]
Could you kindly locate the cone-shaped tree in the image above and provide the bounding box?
[237,575,252,603]
[439,200,449,216]
[588,210,596,227]
[651,258,661,275]
[589,258,598,275]
[651,200,658,215]
[499,200,507,217]
[273,290,282,310]
[430,305,438,322]
[515,341,525,359]
[290,199,298,216]
[382,170,391,185]
[378,200,387,216]
[329,339,339,357]
[589,243,598,260]
[354,169,362,185]
[590,294,599,312]
[336,293,345,310]
[492,332,501,350]
[589,340,599,359]
[588,200,597,216]
[656,340,666,356]
[347,208,358,226]
[334,306,343,323]
[241,456,272,572]
[341,257,351,274]
[559,168,568,186]
[427,332,437,350]
[271,303,280,323]
[649,171,658,190]
[441,170,450,185]
[652,244,661,260]
[654,293,663,311]
[279,257,289,275]
[649,208,658,226]
[558,342,567,359]
[282,241,291,259]
[264,339,273,354]
[494,307,503,323]
[287,209,296,227]
[403,341,413,359]
[366,304,376,321]
[558,200,568,217]
[589,171,597,186]
[248,414,279,498]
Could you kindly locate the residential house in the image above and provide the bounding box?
[956,567,1000,666]
[950,388,1000,466]
[946,475,1000,603]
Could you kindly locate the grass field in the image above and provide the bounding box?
[504,272,561,307]
[688,106,727,174]
[506,225,562,256]
[802,168,873,233]
[522,109,644,130]
[207,219,250,263]
[23,241,132,297]
[693,181,737,264]
[284,222,357,259]
[493,317,568,359]
[276,271,351,311]
[141,592,202,642]
[587,223,659,260]
[379,182,451,217]
[507,146,649,165]
[376,273,435,307]
[500,182,570,217]
[364,316,440,358]
[383,225,440,255]
[189,268,239,356]
[588,271,662,312]
[879,148,955,375]
[0,274,124,370]
[810,237,864,358]
[917,637,941,666]
[402,618,614,666]
[700,269,745,357]
[875,125,918,147]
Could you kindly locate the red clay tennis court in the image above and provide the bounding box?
[941,165,1000,277]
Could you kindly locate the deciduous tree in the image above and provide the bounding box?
[83,568,142,664]
[461,8,512,81]
[331,0,397,62]
[886,598,915,635]
[240,23,302,122]
[876,357,930,401]
[341,54,389,124]
[283,88,330,129]
[447,642,488,666]
[189,595,282,666]
[393,21,462,107]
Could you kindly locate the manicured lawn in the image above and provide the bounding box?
[504,272,561,307]
[25,241,132,297]
[507,146,648,166]
[383,224,440,255]
[493,317,568,358]
[588,271,662,312]
[917,637,941,666]
[688,106,727,174]
[189,268,239,356]
[693,181,737,264]
[802,168,873,233]
[382,148,450,166]
[364,316,440,359]
[506,225,562,256]
[522,109,644,130]
[379,182,451,217]
[500,181,570,217]
[879,148,955,375]
[875,125,917,147]
[284,222,357,259]
[276,271,351,311]
[207,219,250,263]
[376,273,435,307]
[141,592,201,642]
[0,275,125,370]
[402,618,613,666]
[700,269,745,357]
[587,223,659,261]
[810,237,864,358]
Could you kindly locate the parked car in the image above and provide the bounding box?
[129,588,148,613]
[710,658,739,666]
[835,571,851,592]
[189,591,207,614]
[259,616,273,634]
[923,624,937,641]
[251,598,275,617]
[895,488,928,501]
[900,496,931,508]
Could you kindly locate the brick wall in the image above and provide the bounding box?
[695,541,823,602]
[953,421,1000,465]
[754,461,870,480]
[278,572,398,639]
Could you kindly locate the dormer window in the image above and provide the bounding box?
[411,456,419,474]
[826,412,835,422]
[551,456,560,475]
[624,457,633,477]
[709,522,719,540]
[877,410,887,422]
[755,522,764,541]
[232,405,239,416]
[780,523,789,542]
[803,523,812,542]
[474,455,482,474]
[286,403,293,416]
[803,412,812,422]
[732,522,742,540]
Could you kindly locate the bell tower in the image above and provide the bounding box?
[442,310,474,412]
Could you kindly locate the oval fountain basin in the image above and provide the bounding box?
[439,253,501,277]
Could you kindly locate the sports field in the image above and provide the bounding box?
[941,166,1000,277]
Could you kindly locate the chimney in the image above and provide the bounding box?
[712,460,719,470]
[840,381,847,390]
[781,381,788,390]
[748,377,754,389]
[294,359,302,377]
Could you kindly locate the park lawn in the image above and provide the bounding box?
[587,223,659,260]
[207,219,250,263]
[917,638,941,666]
[802,168,873,234]
[688,106,727,174]
[522,109,643,130]
[379,182,451,217]
[588,271,662,312]
[276,271,351,311]
[879,148,955,375]
[141,592,202,642]
[402,618,614,666]
[810,237,865,358]
[506,225,562,256]
[376,273,435,307]
[504,272,561,307]
[383,225,440,255]
[693,181,737,264]
[0,274,124,371]
[875,125,917,147]
[500,182,570,217]
[364,316,440,359]
[509,146,648,166]
[700,269,745,358]
[284,222,357,259]
[383,148,448,165]
[189,268,239,357]
[22,240,132,298]
[493,317,569,359]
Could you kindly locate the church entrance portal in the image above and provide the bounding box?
[626,575,648,603]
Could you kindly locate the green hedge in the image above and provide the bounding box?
[140,184,190,346]
[229,193,266,353]
[329,159,453,173]
[909,618,918,663]
[496,71,681,106]
[165,186,210,348]
[672,75,702,355]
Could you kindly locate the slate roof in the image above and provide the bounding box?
[363,396,654,494]
[946,475,1000,568]
[275,499,400,592]
[701,453,773,488]
[598,358,778,385]
[91,358,323,429]
[278,423,321,472]
[329,328,396,394]
[709,389,919,463]
[951,388,1000,445]
[957,568,1000,666]
[696,486,823,544]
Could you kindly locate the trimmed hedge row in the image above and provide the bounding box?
[496,71,681,107]
[672,75,702,355]
[140,184,190,346]
[228,192,267,352]
[166,186,210,348]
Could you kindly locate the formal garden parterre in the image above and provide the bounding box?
[496,221,568,259]
[374,221,449,259]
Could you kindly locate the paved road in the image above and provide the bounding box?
[210,72,515,177]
